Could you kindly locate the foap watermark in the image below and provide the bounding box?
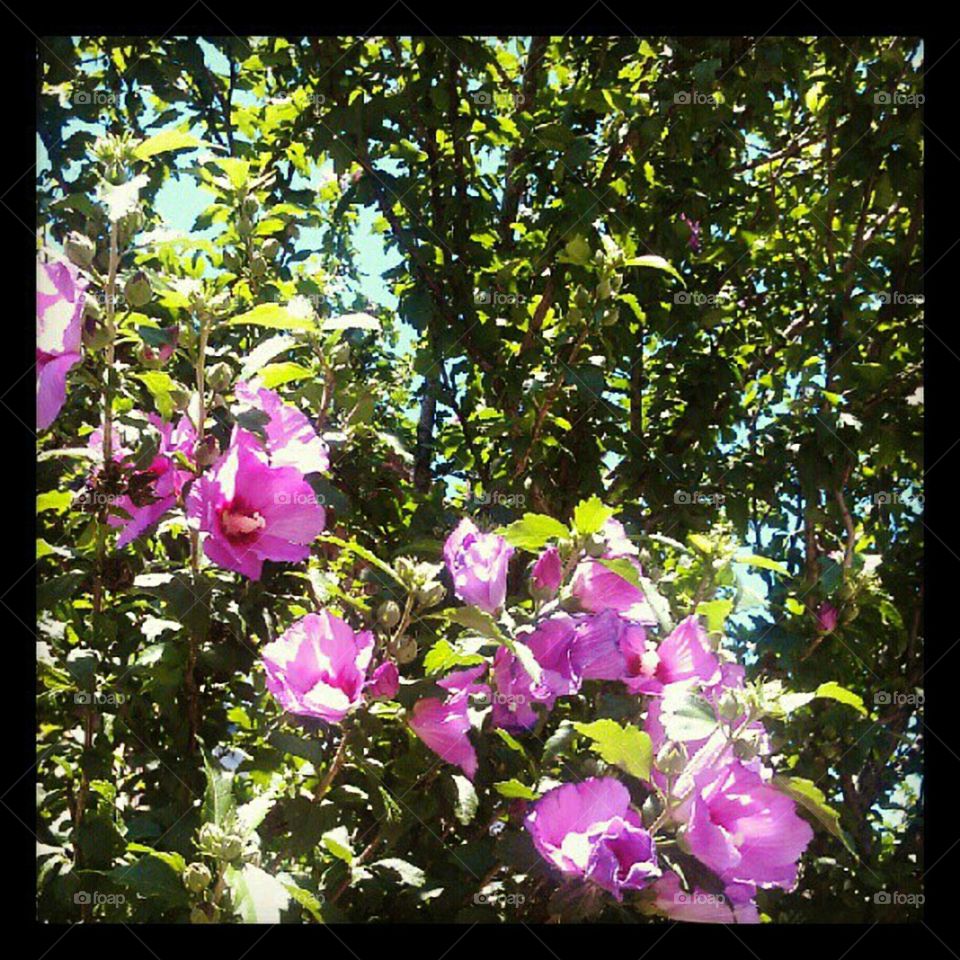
[878,291,924,306]
[873,891,924,906]
[674,891,727,906]
[874,691,924,707]
[474,891,526,907]
[674,490,725,506]
[474,289,527,307]
[470,490,526,508]
[476,690,527,709]
[674,90,719,106]
[73,90,118,106]
[274,491,325,506]
[873,491,924,508]
[74,891,126,906]
[470,89,526,111]
[675,291,721,306]
[874,91,925,106]
[74,691,127,706]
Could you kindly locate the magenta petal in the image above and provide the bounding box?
[409,694,478,779]
[37,352,81,431]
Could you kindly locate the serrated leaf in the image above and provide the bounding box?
[494,779,540,801]
[133,128,201,160]
[225,303,316,332]
[572,495,615,536]
[572,719,653,781]
[495,513,569,551]
[623,254,684,283]
[225,863,291,923]
[659,684,718,741]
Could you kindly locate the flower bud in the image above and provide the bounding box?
[584,533,607,558]
[219,834,244,862]
[65,231,96,269]
[242,195,260,218]
[415,582,445,608]
[237,215,254,237]
[169,386,192,412]
[377,600,402,629]
[250,255,267,278]
[83,293,103,322]
[83,315,112,351]
[197,822,223,855]
[222,250,241,272]
[656,744,686,777]
[261,238,280,259]
[206,362,233,393]
[530,546,563,600]
[183,861,212,893]
[396,637,418,665]
[124,271,152,308]
[329,342,351,367]
[195,435,220,468]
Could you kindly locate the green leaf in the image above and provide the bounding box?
[321,826,354,863]
[813,681,867,716]
[572,719,653,781]
[696,599,734,634]
[37,490,73,514]
[623,254,684,283]
[734,552,790,576]
[257,361,314,388]
[133,371,176,418]
[572,495,615,536]
[773,775,856,856]
[423,639,486,675]
[659,685,718,741]
[451,774,479,825]
[434,606,505,641]
[225,303,317,332]
[225,863,291,923]
[494,779,540,801]
[371,858,426,887]
[281,879,325,922]
[495,513,569,551]
[202,750,236,829]
[316,534,404,586]
[133,128,201,160]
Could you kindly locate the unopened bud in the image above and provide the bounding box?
[415,582,446,608]
[222,250,241,272]
[396,637,418,665]
[124,271,152,308]
[242,195,260,218]
[656,744,686,777]
[261,238,280,259]
[195,435,220,467]
[377,600,401,629]
[183,861,212,893]
[329,342,351,366]
[65,232,96,269]
[206,362,233,393]
[250,255,267,278]
[584,533,607,558]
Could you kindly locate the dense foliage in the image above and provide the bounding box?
[36,35,923,923]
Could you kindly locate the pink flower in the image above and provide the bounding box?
[261,611,375,723]
[650,872,758,924]
[409,664,489,779]
[37,258,87,431]
[684,758,813,895]
[109,414,197,547]
[235,382,329,474]
[524,778,660,900]
[443,518,514,614]
[530,546,563,599]
[188,428,326,580]
[365,661,400,701]
[570,559,657,624]
[623,615,721,695]
[817,601,839,634]
[570,609,629,680]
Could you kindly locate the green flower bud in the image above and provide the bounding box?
[219,834,244,862]
[329,342,351,367]
[656,744,686,777]
[83,293,103,322]
[197,822,223,855]
[250,256,267,278]
[195,435,220,468]
[83,315,112,351]
[396,637,418,665]
[584,533,607,558]
[601,305,620,327]
[237,215,254,237]
[190,906,213,924]
[206,362,233,393]
[574,286,591,310]
[65,232,96,269]
[222,250,241,272]
[377,600,402,629]
[242,195,260,218]
[415,582,446,609]
[169,386,192,412]
[124,271,152,308]
[183,862,212,893]
[596,278,612,300]
[261,238,281,259]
